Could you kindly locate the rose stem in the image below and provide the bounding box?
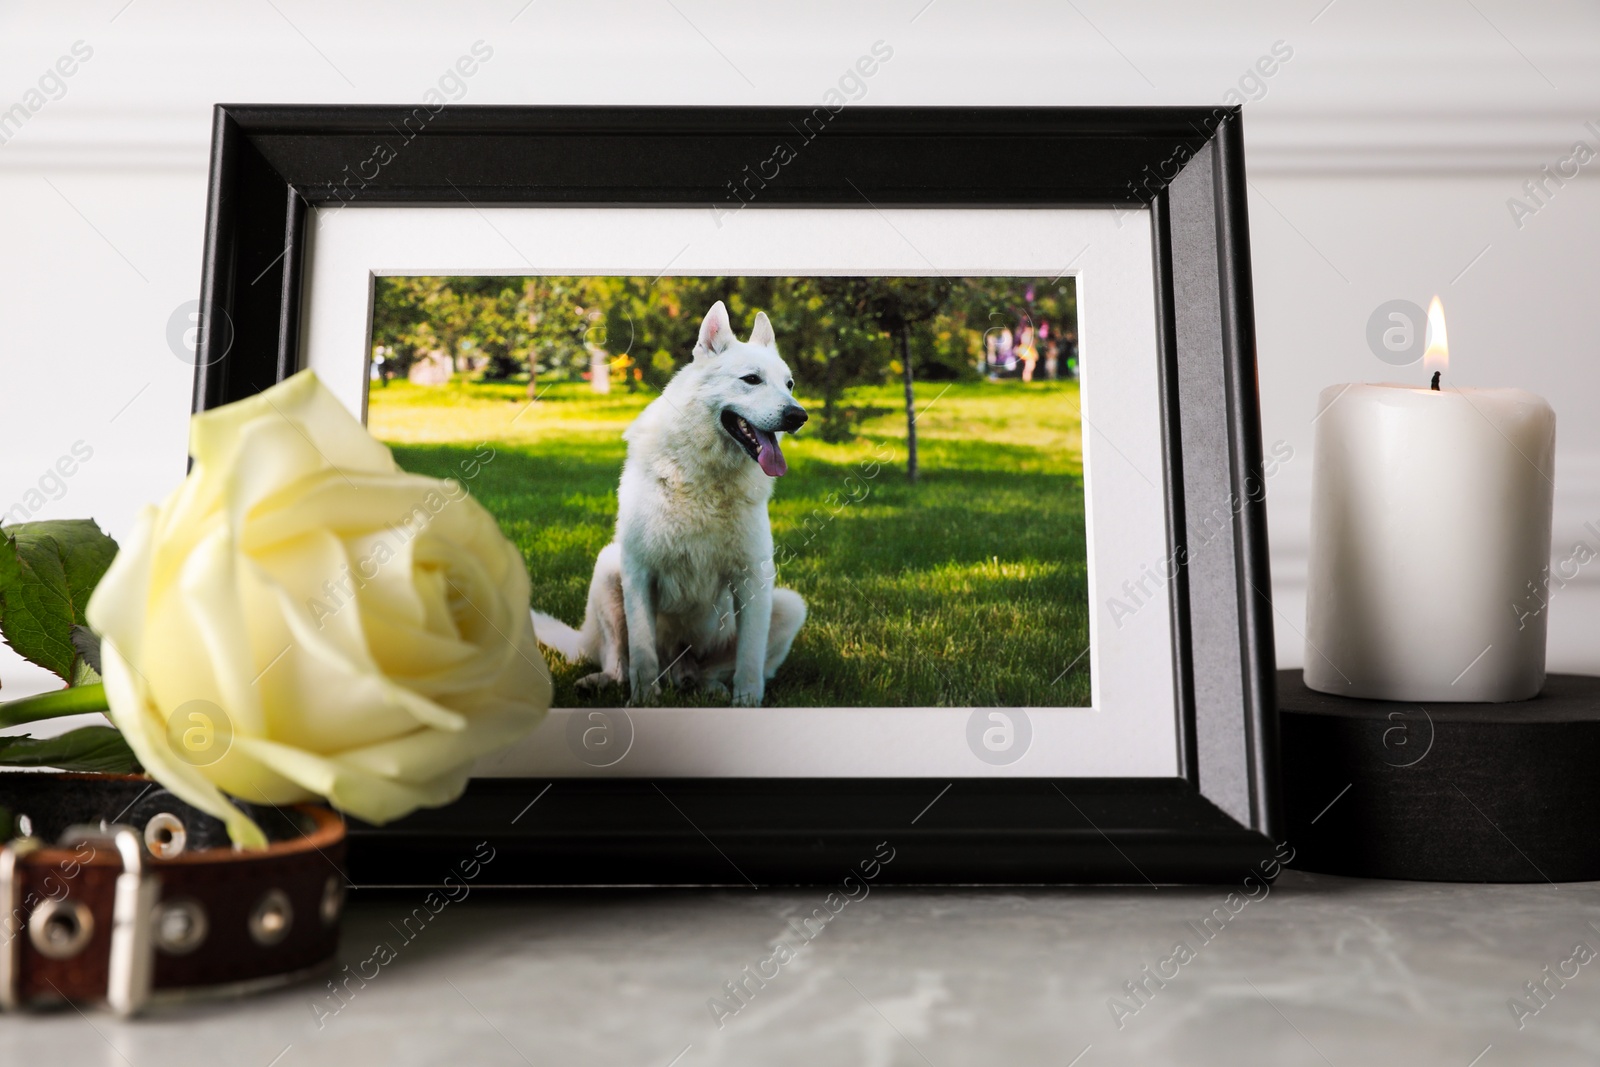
[0,683,110,728]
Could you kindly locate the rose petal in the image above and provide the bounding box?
[89,370,552,846]
[99,639,270,849]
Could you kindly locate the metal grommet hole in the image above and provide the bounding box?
[29,899,95,959]
[154,898,208,956]
[249,888,293,946]
[143,812,187,859]
[320,875,347,927]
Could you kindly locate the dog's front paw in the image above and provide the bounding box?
[576,671,622,692]
[731,684,764,707]
[700,679,731,701]
[627,665,662,706]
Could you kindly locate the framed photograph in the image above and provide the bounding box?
[194,105,1277,884]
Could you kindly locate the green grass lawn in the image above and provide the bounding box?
[368,377,1090,708]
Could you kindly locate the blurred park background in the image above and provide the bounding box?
[367,276,1092,708]
[371,275,1077,445]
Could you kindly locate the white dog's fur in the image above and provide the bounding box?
[533,301,808,705]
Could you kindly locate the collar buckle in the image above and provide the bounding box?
[1,826,157,1017]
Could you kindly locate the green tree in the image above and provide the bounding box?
[814,277,952,481]
[370,277,470,377]
[456,278,528,380]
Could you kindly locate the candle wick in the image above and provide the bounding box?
[1430,371,1441,391]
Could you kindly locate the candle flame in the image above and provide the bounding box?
[1422,296,1448,377]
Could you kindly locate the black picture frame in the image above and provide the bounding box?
[193,105,1277,885]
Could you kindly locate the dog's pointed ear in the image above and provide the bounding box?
[747,311,775,348]
[694,301,734,359]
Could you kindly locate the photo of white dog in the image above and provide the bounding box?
[532,301,808,706]
[370,273,1090,710]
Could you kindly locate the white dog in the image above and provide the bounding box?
[533,301,808,706]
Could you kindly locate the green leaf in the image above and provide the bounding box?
[70,624,103,675]
[0,520,119,684]
[0,726,140,774]
[0,530,19,596]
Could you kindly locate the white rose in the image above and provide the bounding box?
[85,370,549,847]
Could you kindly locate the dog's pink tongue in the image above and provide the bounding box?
[754,428,787,477]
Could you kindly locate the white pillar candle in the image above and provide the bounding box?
[1304,301,1556,702]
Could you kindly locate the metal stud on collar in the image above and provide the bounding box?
[28,899,95,959]
[143,813,187,859]
[154,898,208,956]
[319,875,346,927]
[248,888,293,946]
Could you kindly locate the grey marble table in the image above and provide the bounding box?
[2,871,1597,1066]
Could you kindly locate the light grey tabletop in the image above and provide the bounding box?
[2,871,1596,1066]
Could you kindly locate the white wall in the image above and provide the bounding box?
[2,0,1598,698]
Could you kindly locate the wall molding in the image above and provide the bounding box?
[1245,108,1600,176]
[2,106,1599,176]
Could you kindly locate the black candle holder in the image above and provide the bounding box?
[1277,669,1600,882]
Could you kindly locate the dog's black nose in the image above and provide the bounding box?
[780,405,808,432]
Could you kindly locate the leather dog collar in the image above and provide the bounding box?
[0,774,346,1015]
